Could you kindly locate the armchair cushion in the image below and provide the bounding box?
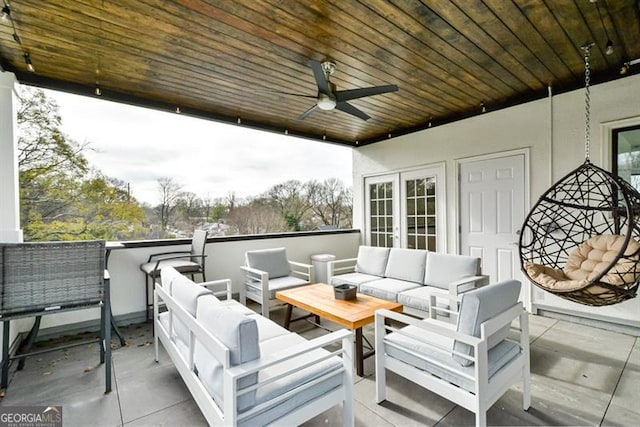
[246,248,291,279]
[385,323,520,392]
[194,304,260,412]
[424,253,480,289]
[453,280,521,366]
[355,246,390,277]
[262,276,309,299]
[384,248,428,284]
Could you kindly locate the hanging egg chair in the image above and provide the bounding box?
[519,44,640,306]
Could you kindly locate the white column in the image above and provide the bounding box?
[0,71,22,243]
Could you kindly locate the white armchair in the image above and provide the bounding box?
[239,247,312,318]
[375,280,530,427]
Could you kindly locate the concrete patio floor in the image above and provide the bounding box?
[0,306,638,426]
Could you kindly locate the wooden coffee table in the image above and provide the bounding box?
[275,283,403,376]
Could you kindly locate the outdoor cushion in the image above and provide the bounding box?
[359,278,421,302]
[397,285,450,313]
[254,276,309,299]
[194,304,260,412]
[160,266,184,293]
[384,248,428,284]
[242,333,343,426]
[247,313,291,342]
[385,322,520,392]
[329,272,380,289]
[246,247,291,279]
[424,253,480,289]
[171,279,215,345]
[453,280,521,367]
[355,246,390,277]
[140,258,201,276]
[220,299,256,315]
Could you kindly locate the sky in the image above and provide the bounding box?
[41,88,353,206]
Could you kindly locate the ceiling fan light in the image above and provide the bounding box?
[317,94,336,110]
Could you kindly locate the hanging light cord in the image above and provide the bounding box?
[2,0,35,72]
[583,43,593,162]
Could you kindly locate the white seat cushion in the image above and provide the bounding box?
[385,322,520,392]
[262,275,309,299]
[397,285,450,313]
[355,246,390,276]
[329,272,380,289]
[359,278,421,302]
[240,333,343,426]
[385,248,428,284]
[424,253,480,289]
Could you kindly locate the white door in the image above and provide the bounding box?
[364,174,400,247]
[459,153,526,284]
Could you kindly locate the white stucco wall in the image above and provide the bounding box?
[352,73,640,328]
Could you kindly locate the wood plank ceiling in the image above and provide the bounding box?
[0,0,639,146]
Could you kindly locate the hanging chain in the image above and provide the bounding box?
[582,43,594,162]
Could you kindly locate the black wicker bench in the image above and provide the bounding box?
[0,240,111,394]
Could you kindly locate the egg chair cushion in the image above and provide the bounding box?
[525,235,640,293]
[564,235,640,285]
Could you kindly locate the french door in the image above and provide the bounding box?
[365,165,446,250]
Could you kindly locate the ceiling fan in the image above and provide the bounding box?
[280,60,399,121]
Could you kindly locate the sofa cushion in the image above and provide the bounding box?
[247,313,290,342]
[397,285,450,313]
[385,321,520,392]
[160,266,184,293]
[359,278,421,302]
[424,253,480,289]
[355,246,390,277]
[194,305,260,412]
[170,279,216,345]
[453,280,521,367]
[329,272,380,289]
[242,333,343,426]
[246,248,292,279]
[384,248,428,284]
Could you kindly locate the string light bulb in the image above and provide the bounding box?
[605,40,614,56]
[24,52,34,72]
[237,117,241,124]
[481,102,486,113]
[95,85,101,96]
[1,5,10,22]
[175,107,181,114]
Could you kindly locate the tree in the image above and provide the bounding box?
[155,177,182,235]
[267,180,312,231]
[308,178,352,228]
[17,87,147,241]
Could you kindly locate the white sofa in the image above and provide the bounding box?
[328,246,489,317]
[154,267,354,426]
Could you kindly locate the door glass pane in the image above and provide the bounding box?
[368,181,394,248]
[405,177,437,252]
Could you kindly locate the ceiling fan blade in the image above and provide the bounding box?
[251,88,317,99]
[298,104,320,120]
[335,84,398,102]
[336,101,370,121]
[310,60,331,95]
